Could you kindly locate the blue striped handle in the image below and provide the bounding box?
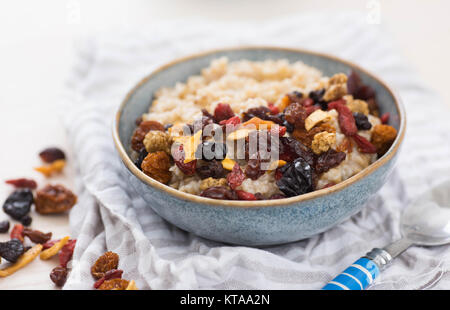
[322,257,380,290]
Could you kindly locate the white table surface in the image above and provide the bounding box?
[1,0,449,290]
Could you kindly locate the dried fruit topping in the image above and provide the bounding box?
[287,91,304,104]
[336,137,353,154]
[279,137,315,167]
[40,236,70,260]
[143,130,172,154]
[141,151,172,184]
[34,159,66,177]
[42,239,58,250]
[196,160,226,180]
[213,103,235,123]
[315,149,347,174]
[0,220,10,233]
[380,112,390,124]
[276,157,314,197]
[219,115,241,130]
[311,132,336,155]
[352,134,377,154]
[235,190,257,201]
[0,244,42,278]
[94,269,124,289]
[134,148,148,170]
[3,188,33,220]
[353,112,372,130]
[10,224,24,243]
[59,239,76,268]
[91,251,119,280]
[269,194,286,199]
[243,106,283,125]
[5,178,37,189]
[226,163,246,190]
[35,184,77,214]
[254,193,265,200]
[50,266,68,287]
[267,103,279,115]
[371,124,397,156]
[284,102,308,128]
[347,71,376,101]
[328,100,357,136]
[172,145,197,176]
[131,120,165,152]
[20,215,32,227]
[98,278,130,290]
[135,116,143,126]
[23,228,52,244]
[245,158,265,180]
[199,177,228,191]
[305,109,332,131]
[39,147,66,163]
[200,186,238,200]
[309,88,325,103]
[0,239,24,263]
[195,141,227,161]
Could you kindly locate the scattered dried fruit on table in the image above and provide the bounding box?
[0,239,24,263]
[39,147,66,163]
[10,224,24,243]
[0,220,10,233]
[20,215,32,227]
[5,178,37,189]
[141,151,172,184]
[0,244,42,278]
[23,228,52,244]
[131,120,165,152]
[91,251,120,280]
[125,280,138,290]
[200,186,239,200]
[34,159,66,177]
[2,188,33,220]
[59,239,76,268]
[98,278,130,290]
[35,184,77,214]
[50,266,68,287]
[40,236,70,260]
[371,124,397,156]
[93,269,124,289]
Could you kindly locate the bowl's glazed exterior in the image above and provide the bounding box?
[113,47,405,246]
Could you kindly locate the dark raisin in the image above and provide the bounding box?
[35,184,77,215]
[243,106,284,124]
[172,145,197,176]
[0,239,24,263]
[353,113,372,130]
[5,178,38,189]
[195,141,227,161]
[213,103,235,123]
[134,148,148,170]
[50,266,68,287]
[192,115,214,133]
[23,228,52,244]
[131,120,165,151]
[196,160,226,179]
[347,71,376,101]
[254,193,265,200]
[2,188,33,220]
[276,157,314,197]
[0,220,10,233]
[202,108,214,119]
[315,149,347,174]
[284,102,308,128]
[245,158,264,180]
[39,147,66,163]
[20,215,32,227]
[281,114,294,133]
[279,137,315,167]
[200,186,239,200]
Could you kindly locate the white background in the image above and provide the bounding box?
[0,0,449,289]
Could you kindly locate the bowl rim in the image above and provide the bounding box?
[112,45,406,208]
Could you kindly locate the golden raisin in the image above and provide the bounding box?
[371,124,397,156]
[131,120,165,152]
[91,251,119,279]
[141,151,172,184]
[98,278,129,290]
[35,184,77,214]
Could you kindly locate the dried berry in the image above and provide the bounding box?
[328,100,357,136]
[267,103,279,115]
[35,184,77,214]
[134,148,148,170]
[371,124,397,156]
[131,120,165,152]
[245,130,280,161]
[380,112,390,124]
[23,228,52,244]
[20,215,32,227]
[227,163,246,190]
[287,91,304,104]
[200,186,239,200]
[269,194,286,199]
[243,106,283,124]
[284,102,308,128]
[315,149,347,174]
[94,269,124,289]
[279,137,315,167]
[172,145,197,176]
[59,239,76,268]
[0,239,24,263]
[235,190,257,201]
[0,220,10,233]
[276,157,314,197]
[353,113,372,130]
[245,158,264,180]
[42,239,58,250]
[10,224,24,243]
[196,160,226,180]
[2,188,33,220]
[50,266,68,287]
[347,71,376,100]
[213,103,235,123]
[39,147,66,163]
[91,251,119,279]
[195,141,227,161]
[352,134,377,154]
[219,115,241,130]
[141,151,172,184]
[5,178,37,189]
[98,278,130,290]
[34,159,66,177]
[292,126,322,148]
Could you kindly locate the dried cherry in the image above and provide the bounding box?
[380,112,390,124]
[196,160,226,180]
[267,103,279,115]
[213,103,235,123]
[200,186,239,200]
[50,266,68,287]
[235,190,257,201]
[172,145,197,176]
[23,228,52,244]
[10,224,24,243]
[328,100,357,136]
[276,157,314,197]
[94,269,124,289]
[226,163,246,190]
[352,134,377,154]
[59,239,76,268]
[0,239,24,263]
[141,151,172,184]
[5,178,37,189]
[39,147,66,163]
[35,184,77,214]
[131,120,165,151]
[0,220,10,233]
[279,137,315,167]
[20,215,32,227]
[353,113,372,130]
[2,188,33,220]
[91,251,119,279]
[315,149,347,174]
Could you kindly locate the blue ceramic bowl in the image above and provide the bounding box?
[113,47,405,246]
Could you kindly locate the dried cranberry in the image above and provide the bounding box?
[269,194,286,199]
[20,215,32,227]
[2,188,33,220]
[380,112,390,124]
[235,190,257,201]
[284,102,308,128]
[195,141,227,161]
[94,269,124,289]
[302,98,314,107]
[328,100,357,136]
[315,149,347,174]
[267,103,279,115]
[0,239,24,263]
[23,228,52,244]
[200,186,239,200]
[172,145,197,176]
[39,147,66,163]
[352,134,377,153]
[276,157,314,197]
[353,113,372,130]
[0,220,10,233]
[50,266,68,287]
[5,178,37,189]
[59,239,76,268]
[10,224,24,243]
[214,103,235,123]
[322,182,336,189]
[226,163,246,190]
[134,148,148,170]
[245,158,264,180]
[195,160,226,179]
[43,239,58,250]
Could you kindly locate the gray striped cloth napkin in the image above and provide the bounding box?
[61,12,450,290]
